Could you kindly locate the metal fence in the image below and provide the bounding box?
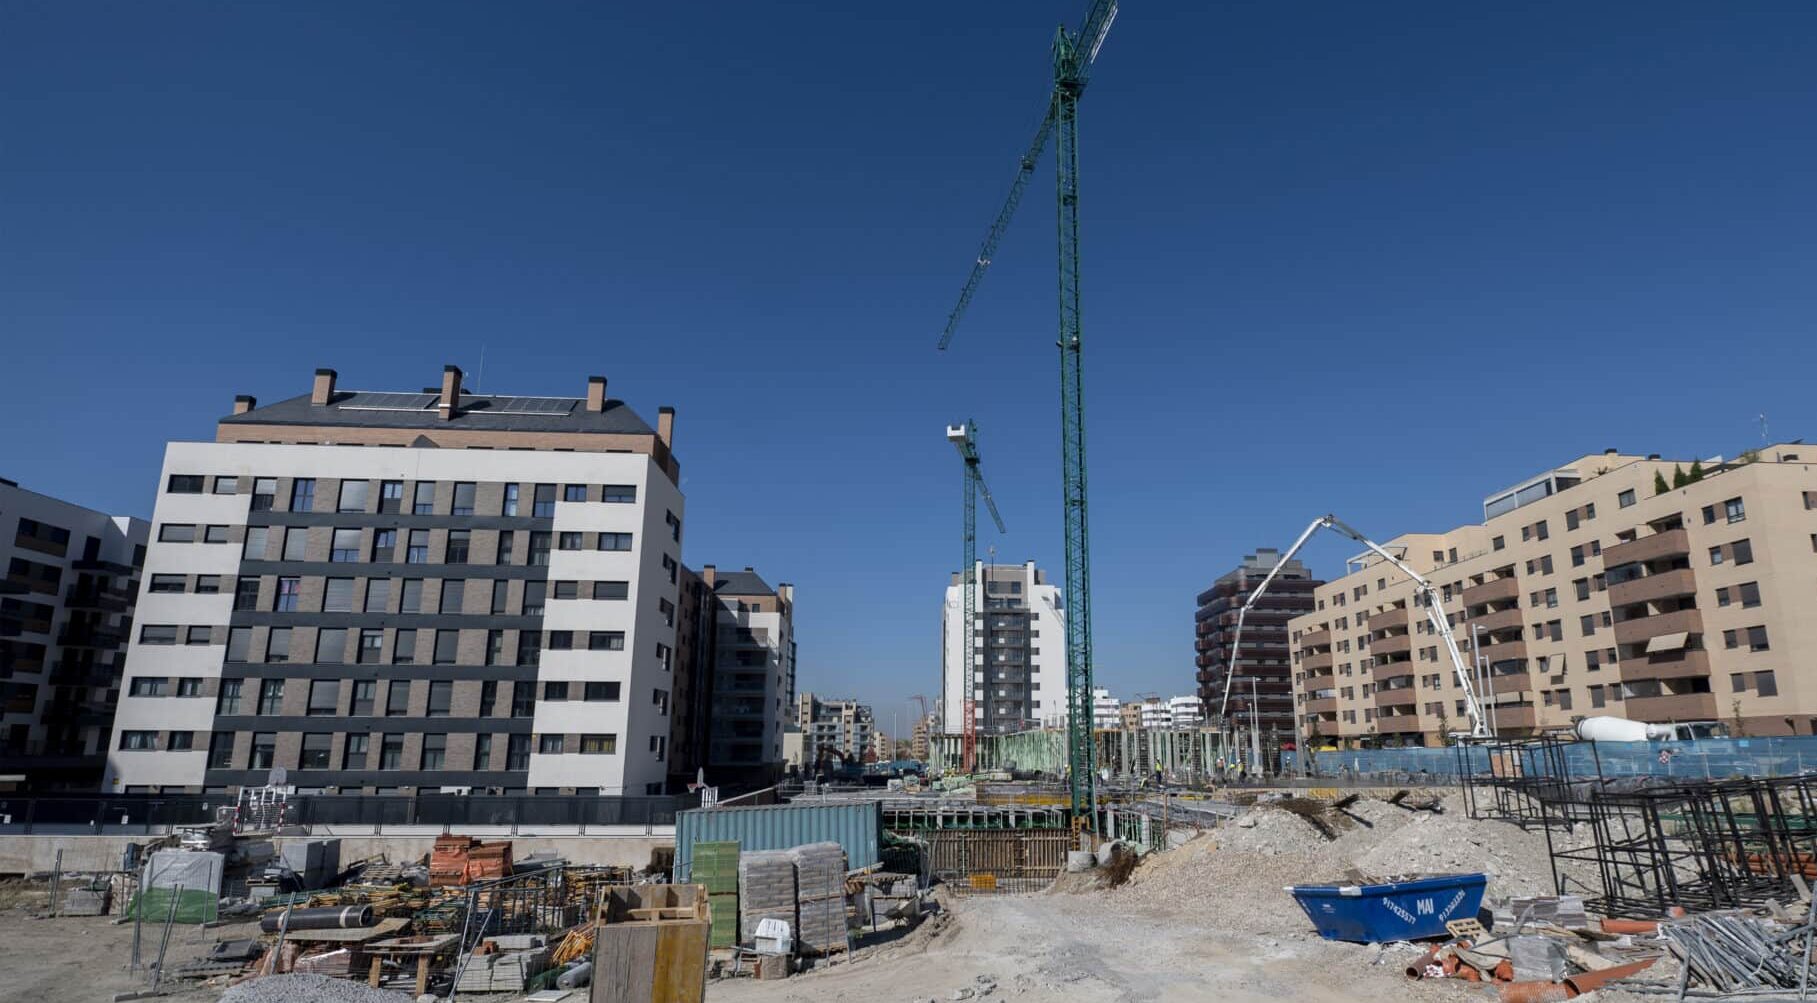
[0,792,697,835]
[1292,736,1817,782]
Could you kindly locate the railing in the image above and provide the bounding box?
[1292,736,1817,781]
[0,792,698,835]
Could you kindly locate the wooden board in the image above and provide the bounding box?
[593,920,708,1003]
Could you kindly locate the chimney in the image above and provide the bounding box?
[586,376,608,413]
[1604,448,1618,455]
[232,395,257,415]
[439,365,463,421]
[701,564,717,587]
[657,406,675,448]
[778,583,794,604]
[311,368,337,405]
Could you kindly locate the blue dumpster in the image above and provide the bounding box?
[1288,873,1487,943]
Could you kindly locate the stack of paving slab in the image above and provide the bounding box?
[788,842,849,956]
[737,850,798,945]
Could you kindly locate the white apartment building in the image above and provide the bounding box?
[941,561,1065,735]
[1139,698,1172,729]
[105,366,687,796]
[1,480,148,788]
[1168,694,1204,727]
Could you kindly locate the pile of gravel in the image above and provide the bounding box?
[221,973,416,1003]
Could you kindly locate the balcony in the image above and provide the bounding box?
[1372,633,1411,656]
[1463,577,1519,606]
[56,626,125,649]
[1492,705,1539,730]
[1611,607,1704,648]
[1475,639,1528,662]
[1625,692,1718,723]
[1377,714,1424,735]
[1490,670,1532,695]
[1604,527,1690,567]
[1608,567,1698,607]
[1620,648,1713,683]
[1300,650,1333,672]
[1298,628,1332,649]
[1302,669,1335,690]
[1371,608,1408,629]
[1375,688,1418,709]
[1472,607,1525,633]
[1306,697,1339,715]
[64,584,131,613]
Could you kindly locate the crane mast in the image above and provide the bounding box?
[937,0,1118,827]
[948,422,1007,773]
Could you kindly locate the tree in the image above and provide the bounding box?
[1731,699,1747,738]
[1672,464,1688,488]
[1654,470,1671,495]
[1688,460,1705,482]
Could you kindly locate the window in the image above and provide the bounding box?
[300,733,332,769]
[186,625,212,646]
[516,631,541,666]
[168,731,195,751]
[120,730,157,750]
[603,484,636,503]
[129,677,168,697]
[378,480,404,514]
[478,679,498,716]
[1566,509,1579,531]
[598,532,632,551]
[580,734,617,755]
[474,734,493,770]
[150,574,186,593]
[662,554,677,584]
[365,578,391,612]
[387,680,412,716]
[1491,536,1505,551]
[1543,587,1558,608]
[1734,539,1754,565]
[244,526,269,560]
[440,579,465,614]
[379,734,403,770]
[548,630,574,650]
[343,734,369,769]
[176,677,203,697]
[208,732,235,769]
[452,482,476,516]
[283,527,307,561]
[204,524,230,544]
[400,579,424,612]
[502,483,520,516]
[1749,625,1770,652]
[655,642,672,671]
[529,532,551,566]
[563,484,587,502]
[337,480,369,513]
[491,580,509,614]
[589,631,625,651]
[1758,670,1779,697]
[558,532,584,551]
[495,531,515,565]
[350,680,375,716]
[358,628,383,663]
[507,734,531,770]
[485,630,505,666]
[1710,545,1725,565]
[445,530,471,563]
[323,577,355,612]
[413,481,437,515]
[393,628,417,664]
[659,598,675,626]
[140,625,178,645]
[196,575,222,594]
[291,478,316,513]
[420,734,447,770]
[533,484,556,517]
[257,678,285,715]
[553,581,578,600]
[594,580,628,600]
[1580,614,1596,636]
[539,734,565,754]
[544,681,570,701]
[252,477,277,511]
[217,679,244,714]
[1618,488,1636,508]
[434,629,459,664]
[167,474,204,494]
[266,626,292,662]
[406,530,429,563]
[331,528,361,562]
[1574,578,1591,601]
[307,679,340,715]
[666,510,681,542]
[1725,497,1746,524]
[511,681,536,717]
[427,680,452,717]
[522,581,545,615]
[1739,581,1762,608]
[584,681,621,702]
[212,475,237,495]
[158,524,196,543]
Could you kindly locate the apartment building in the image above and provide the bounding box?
[701,565,794,787]
[1290,446,1817,747]
[1169,694,1204,727]
[1,480,148,789]
[1195,549,1323,741]
[940,561,1064,734]
[104,366,689,795]
[794,693,872,767]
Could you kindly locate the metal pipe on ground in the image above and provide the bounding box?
[260,905,374,933]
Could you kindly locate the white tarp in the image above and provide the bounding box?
[146,849,224,895]
[1645,632,1690,654]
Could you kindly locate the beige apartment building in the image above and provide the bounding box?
[1290,445,1817,747]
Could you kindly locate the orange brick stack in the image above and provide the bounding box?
[430,835,516,886]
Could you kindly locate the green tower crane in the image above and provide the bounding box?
[947,421,1008,774]
[937,1,1118,824]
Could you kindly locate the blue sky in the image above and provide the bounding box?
[5,2,1816,735]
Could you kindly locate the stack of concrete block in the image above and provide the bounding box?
[738,851,798,944]
[788,842,848,956]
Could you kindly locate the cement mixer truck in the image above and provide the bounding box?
[1573,715,1728,742]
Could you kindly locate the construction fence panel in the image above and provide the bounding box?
[1295,736,1817,781]
[925,829,1071,895]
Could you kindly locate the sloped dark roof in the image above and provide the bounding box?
[712,569,775,596]
[221,391,655,435]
